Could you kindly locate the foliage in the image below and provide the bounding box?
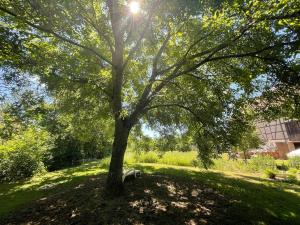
[0,151,45,182]
[0,96,112,172]
[99,157,111,169]
[0,127,51,181]
[160,151,198,166]
[211,154,248,171]
[289,156,300,169]
[130,131,194,153]
[264,169,277,179]
[1,0,299,189]
[248,155,276,171]
[129,134,157,152]
[231,125,262,160]
[124,150,199,166]
[276,162,289,171]
[286,168,298,183]
[0,127,53,155]
[135,151,160,163]
[124,151,281,172]
[211,154,277,173]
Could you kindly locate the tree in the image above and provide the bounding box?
[231,125,262,162]
[0,0,299,195]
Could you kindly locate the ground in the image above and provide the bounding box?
[0,162,299,225]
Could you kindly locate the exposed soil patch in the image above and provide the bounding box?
[0,173,269,225]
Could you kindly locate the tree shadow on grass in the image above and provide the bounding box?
[238,174,300,191]
[129,165,300,225]
[0,161,103,215]
[1,164,300,225]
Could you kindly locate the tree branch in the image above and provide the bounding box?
[73,77,112,99]
[204,41,299,62]
[0,6,112,66]
[122,2,159,69]
[76,0,114,53]
[157,22,252,76]
[145,103,201,120]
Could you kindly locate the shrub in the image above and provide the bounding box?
[289,156,300,169]
[0,127,52,182]
[264,169,276,179]
[276,163,289,171]
[43,133,110,171]
[191,159,200,167]
[0,151,46,182]
[159,151,197,166]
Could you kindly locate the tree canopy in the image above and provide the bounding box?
[1,0,299,193]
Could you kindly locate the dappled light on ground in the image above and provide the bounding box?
[0,163,299,224]
[0,161,104,214]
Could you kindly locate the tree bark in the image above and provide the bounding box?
[105,118,131,196]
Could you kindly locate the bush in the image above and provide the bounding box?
[44,133,111,171]
[289,156,300,169]
[264,169,276,179]
[159,151,198,166]
[0,127,51,182]
[0,151,45,182]
[276,163,289,171]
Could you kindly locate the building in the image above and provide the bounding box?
[256,119,300,159]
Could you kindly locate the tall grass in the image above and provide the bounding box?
[136,151,159,163]
[159,151,198,166]
[123,150,199,166]
[212,154,276,172]
[211,154,248,171]
[289,156,300,169]
[100,151,298,176]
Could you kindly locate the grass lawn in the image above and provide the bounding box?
[0,161,299,225]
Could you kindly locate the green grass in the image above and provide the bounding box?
[0,161,105,215]
[124,151,300,174]
[134,163,300,224]
[1,160,300,224]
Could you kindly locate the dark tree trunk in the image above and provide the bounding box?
[243,150,248,163]
[105,118,131,196]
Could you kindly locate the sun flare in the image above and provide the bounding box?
[129,1,140,14]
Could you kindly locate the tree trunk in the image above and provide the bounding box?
[105,118,131,196]
[243,150,248,163]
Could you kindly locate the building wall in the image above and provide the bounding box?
[275,142,295,159]
[256,119,300,159]
[256,119,288,142]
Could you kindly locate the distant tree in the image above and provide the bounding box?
[233,127,262,162]
[1,0,299,195]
